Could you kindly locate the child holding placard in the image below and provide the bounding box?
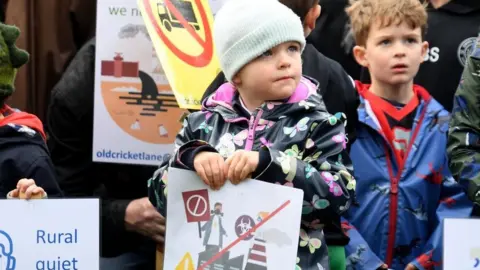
[0,23,62,199]
[148,0,356,268]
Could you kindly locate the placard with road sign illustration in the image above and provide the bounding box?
[137,0,222,110]
[164,168,304,270]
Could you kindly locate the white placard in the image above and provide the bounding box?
[0,199,99,270]
[164,168,304,269]
[93,0,187,166]
[444,218,480,269]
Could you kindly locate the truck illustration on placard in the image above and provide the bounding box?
[157,0,201,32]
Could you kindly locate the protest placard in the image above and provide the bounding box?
[94,0,190,165]
[0,199,99,269]
[163,168,304,270]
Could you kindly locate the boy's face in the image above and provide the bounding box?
[354,20,428,87]
[233,41,302,102]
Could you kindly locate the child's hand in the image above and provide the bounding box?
[225,150,259,184]
[9,178,46,199]
[194,151,227,190]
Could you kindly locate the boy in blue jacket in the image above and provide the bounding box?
[342,0,473,269]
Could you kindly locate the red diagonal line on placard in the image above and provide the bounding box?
[197,200,291,270]
[164,0,205,46]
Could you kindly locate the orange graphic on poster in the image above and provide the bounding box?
[100,49,187,144]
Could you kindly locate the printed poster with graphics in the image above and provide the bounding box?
[164,168,304,270]
[0,199,99,269]
[94,0,191,165]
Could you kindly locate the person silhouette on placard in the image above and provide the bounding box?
[201,202,227,249]
[0,230,16,270]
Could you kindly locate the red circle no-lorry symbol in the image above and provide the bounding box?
[143,0,214,68]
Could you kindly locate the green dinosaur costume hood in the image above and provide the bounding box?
[0,23,29,97]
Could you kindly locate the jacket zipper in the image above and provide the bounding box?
[384,102,429,265]
[384,146,399,266]
[244,109,263,150]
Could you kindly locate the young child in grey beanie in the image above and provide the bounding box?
[148,0,356,269]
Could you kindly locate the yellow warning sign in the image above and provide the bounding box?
[175,252,195,270]
[138,0,221,110]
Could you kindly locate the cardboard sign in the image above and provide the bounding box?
[0,199,99,269]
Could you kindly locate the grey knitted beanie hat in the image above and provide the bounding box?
[213,0,306,82]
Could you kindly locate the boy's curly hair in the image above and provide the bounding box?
[345,0,427,47]
[280,0,319,21]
